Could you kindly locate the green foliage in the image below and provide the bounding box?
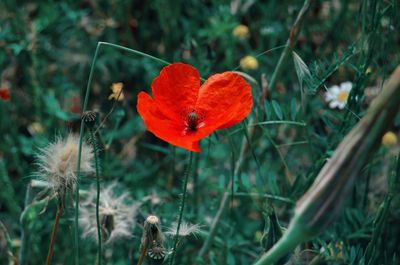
[0,0,399,265]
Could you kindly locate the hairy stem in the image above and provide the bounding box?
[89,129,102,265]
[46,204,63,265]
[169,152,194,265]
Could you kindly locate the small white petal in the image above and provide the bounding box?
[328,85,340,95]
[340,82,352,92]
[329,101,339,109]
[338,102,347,109]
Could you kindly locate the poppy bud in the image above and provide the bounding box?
[253,66,400,265]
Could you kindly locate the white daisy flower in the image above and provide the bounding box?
[36,134,94,193]
[79,183,139,245]
[325,81,352,109]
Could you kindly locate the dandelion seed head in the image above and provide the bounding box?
[146,215,159,225]
[36,134,94,192]
[79,183,138,245]
[166,221,202,238]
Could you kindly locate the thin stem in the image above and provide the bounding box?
[268,0,313,92]
[74,41,171,265]
[46,205,63,265]
[232,192,294,204]
[19,182,33,265]
[74,43,101,265]
[169,152,194,265]
[89,129,102,265]
[137,245,147,265]
[249,120,306,127]
[0,220,16,261]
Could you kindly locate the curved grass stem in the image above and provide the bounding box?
[74,41,170,265]
[169,152,194,265]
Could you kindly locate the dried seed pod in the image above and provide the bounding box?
[147,240,166,260]
[138,215,166,265]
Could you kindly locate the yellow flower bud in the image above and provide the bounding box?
[108,82,125,101]
[382,131,398,146]
[240,56,258,70]
[233,25,249,40]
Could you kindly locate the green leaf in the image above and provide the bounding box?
[264,101,272,120]
[290,98,298,121]
[271,100,283,120]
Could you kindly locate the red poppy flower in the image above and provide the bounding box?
[137,63,253,152]
[0,87,10,101]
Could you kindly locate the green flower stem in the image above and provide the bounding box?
[169,152,194,265]
[75,41,170,265]
[89,129,102,265]
[268,0,313,92]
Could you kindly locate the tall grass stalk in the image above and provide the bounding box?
[268,0,313,92]
[74,42,170,265]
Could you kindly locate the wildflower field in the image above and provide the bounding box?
[1,1,400,265]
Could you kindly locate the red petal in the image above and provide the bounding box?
[152,63,200,121]
[138,91,214,152]
[196,72,252,129]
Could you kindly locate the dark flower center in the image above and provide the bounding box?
[187,111,199,131]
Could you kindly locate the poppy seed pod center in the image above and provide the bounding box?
[187,111,199,131]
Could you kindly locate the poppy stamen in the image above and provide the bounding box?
[185,111,200,132]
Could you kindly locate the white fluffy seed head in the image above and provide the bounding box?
[36,134,94,192]
[79,183,138,245]
[165,221,202,238]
